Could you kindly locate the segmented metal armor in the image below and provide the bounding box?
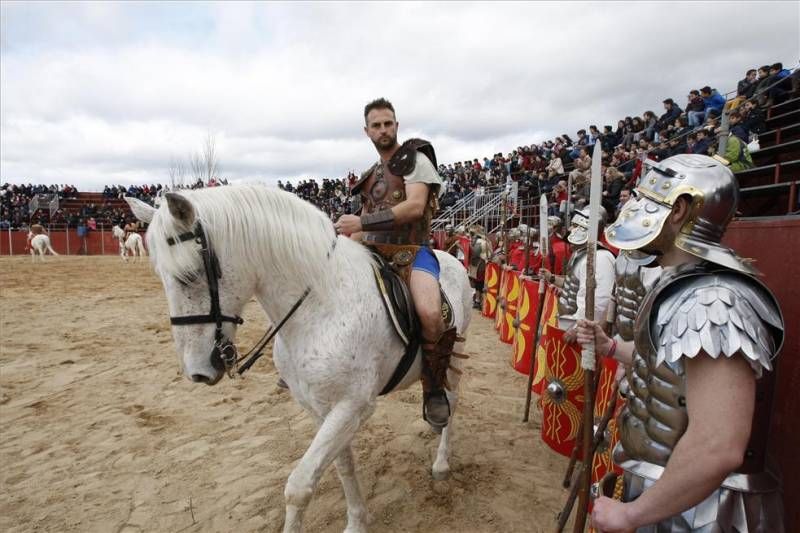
[614,254,660,342]
[606,154,787,532]
[614,263,785,532]
[557,247,584,317]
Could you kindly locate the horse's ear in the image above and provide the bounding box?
[124,196,156,224]
[165,192,195,228]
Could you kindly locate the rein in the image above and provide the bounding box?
[166,220,336,378]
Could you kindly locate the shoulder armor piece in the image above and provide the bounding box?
[351,163,378,194]
[653,271,784,376]
[388,138,437,176]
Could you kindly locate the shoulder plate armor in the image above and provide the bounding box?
[557,247,586,317]
[388,138,437,176]
[643,265,784,377]
[351,163,378,195]
[614,253,659,342]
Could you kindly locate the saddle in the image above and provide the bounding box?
[369,245,455,395]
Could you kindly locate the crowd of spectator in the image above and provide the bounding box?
[2,61,796,231]
[277,60,795,226]
[277,175,357,220]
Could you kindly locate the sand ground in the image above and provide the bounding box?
[0,256,571,532]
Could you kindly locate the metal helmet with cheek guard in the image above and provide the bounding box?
[605,154,757,275]
[567,204,608,245]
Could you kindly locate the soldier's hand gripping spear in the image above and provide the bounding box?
[572,143,604,532]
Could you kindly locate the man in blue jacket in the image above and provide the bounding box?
[700,86,726,122]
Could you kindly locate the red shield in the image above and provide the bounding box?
[530,285,560,394]
[499,269,521,344]
[511,277,540,374]
[458,235,471,269]
[494,267,510,332]
[540,326,585,457]
[591,356,624,486]
[481,262,500,318]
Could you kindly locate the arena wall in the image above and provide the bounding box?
[0,229,145,256]
[725,217,800,531]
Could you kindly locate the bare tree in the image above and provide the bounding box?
[189,150,205,185]
[185,132,221,186]
[167,155,187,190]
[202,132,220,184]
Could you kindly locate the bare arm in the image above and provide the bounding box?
[624,354,755,527]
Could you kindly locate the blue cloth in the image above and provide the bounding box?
[703,90,726,112]
[412,246,440,279]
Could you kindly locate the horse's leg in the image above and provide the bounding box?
[283,401,369,533]
[432,342,466,480]
[432,388,457,480]
[334,446,368,533]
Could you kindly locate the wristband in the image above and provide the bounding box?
[607,338,617,358]
[360,209,395,231]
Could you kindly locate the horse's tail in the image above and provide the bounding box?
[45,237,59,255]
[137,237,147,257]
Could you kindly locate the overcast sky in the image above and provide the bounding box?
[1,1,798,191]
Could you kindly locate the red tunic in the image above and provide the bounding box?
[549,237,571,275]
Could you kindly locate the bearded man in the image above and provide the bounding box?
[336,98,455,431]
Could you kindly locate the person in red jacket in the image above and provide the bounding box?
[547,216,570,275]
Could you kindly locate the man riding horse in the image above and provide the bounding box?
[335,97,456,431]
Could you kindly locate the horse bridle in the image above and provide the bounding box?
[165,220,335,378]
[166,222,245,376]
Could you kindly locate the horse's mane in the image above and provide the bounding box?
[146,185,359,300]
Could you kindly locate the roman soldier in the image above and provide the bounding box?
[443,223,459,257]
[543,206,616,337]
[336,98,456,431]
[468,225,490,309]
[26,221,46,252]
[577,154,785,532]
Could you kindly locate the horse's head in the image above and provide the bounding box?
[125,193,254,385]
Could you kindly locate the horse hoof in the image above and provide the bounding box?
[431,467,450,481]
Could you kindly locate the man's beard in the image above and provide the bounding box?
[372,134,397,152]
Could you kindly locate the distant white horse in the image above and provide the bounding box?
[28,232,58,262]
[112,225,147,261]
[126,186,472,533]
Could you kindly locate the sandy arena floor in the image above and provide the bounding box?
[1,256,570,532]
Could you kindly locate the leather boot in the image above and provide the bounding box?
[421,326,459,431]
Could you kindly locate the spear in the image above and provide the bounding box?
[572,143,604,532]
[523,194,550,423]
[562,172,573,274]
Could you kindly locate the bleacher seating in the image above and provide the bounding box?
[736,91,800,217]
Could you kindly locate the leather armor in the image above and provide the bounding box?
[352,139,438,246]
[615,262,785,532]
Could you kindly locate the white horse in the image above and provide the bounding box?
[125,185,472,533]
[112,225,147,261]
[28,232,58,262]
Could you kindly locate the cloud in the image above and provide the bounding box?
[2,1,798,190]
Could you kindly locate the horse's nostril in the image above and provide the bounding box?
[191,374,210,384]
[210,349,225,373]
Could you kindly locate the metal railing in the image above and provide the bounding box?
[49,195,59,218]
